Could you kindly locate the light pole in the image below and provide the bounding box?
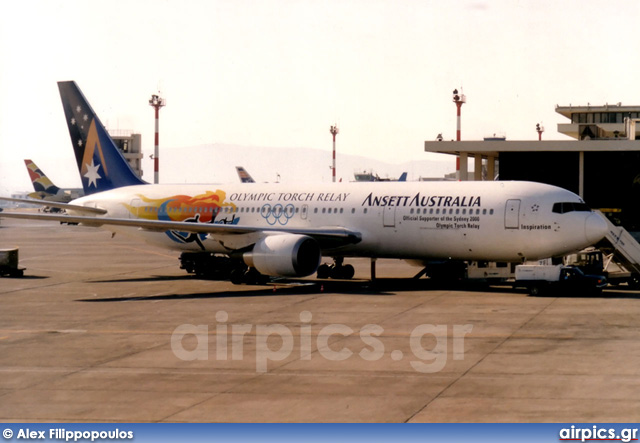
[149,93,166,184]
[330,125,339,183]
[453,89,466,179]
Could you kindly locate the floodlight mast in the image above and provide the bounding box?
[453,88,466,141]
[330,124,339,183]
[536,122,545,141]
[453,88,466,178]
[149,93,166,184]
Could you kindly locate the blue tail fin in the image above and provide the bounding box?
[58,81,146,194]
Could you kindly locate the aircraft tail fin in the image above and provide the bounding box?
[57,81,146,194]
[24,159,61,196]
[398,172,407,182]
[236,166,256,183]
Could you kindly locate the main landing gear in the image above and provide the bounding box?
[317,257,355,280]
[179,252,267,285]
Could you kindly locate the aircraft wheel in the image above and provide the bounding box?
[230,268,246,285]
[243,268,268,285]
[529,285,543,296]
[317,264,330,279]
[330,264,354,280]
[341,264,355,279]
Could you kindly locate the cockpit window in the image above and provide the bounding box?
[552,202,591,214]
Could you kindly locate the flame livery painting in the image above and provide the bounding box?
[123,190,238,249]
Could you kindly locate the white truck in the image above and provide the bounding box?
[515,264,607,296]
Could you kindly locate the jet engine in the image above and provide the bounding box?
[243,234,321,277]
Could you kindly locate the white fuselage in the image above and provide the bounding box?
[71,180,607,262]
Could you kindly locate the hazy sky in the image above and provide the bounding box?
[1,0,639,192]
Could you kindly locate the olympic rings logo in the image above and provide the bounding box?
[260,203,295,225]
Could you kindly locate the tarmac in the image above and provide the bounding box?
[1,217,640,423]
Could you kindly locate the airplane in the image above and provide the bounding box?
[354,171,407,182]
[24,159,83,202]
[236,166,256,183]
[0,81,609,284]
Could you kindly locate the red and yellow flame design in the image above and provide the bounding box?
[123,190,236,222]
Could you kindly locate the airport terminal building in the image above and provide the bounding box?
[425,104,640,231]
[110,130,144,179]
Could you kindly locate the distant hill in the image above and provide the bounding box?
[160,143,454,184]
[2,143,456,196]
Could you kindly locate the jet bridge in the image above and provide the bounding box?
[596,210,640,287]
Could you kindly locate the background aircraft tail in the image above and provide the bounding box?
[24,159,61,197]
[58,81,146,194]
[236,166,256,183]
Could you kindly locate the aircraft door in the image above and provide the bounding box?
[383,206,396,227]
[505,199,520,229]
[301,204,308,220]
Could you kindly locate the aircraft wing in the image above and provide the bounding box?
[0,197,107,215]
[0,211,361,249]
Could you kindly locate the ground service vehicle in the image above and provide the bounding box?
[0,248,24,278]
[515,264,607,296]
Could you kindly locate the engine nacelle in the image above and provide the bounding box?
[243,234,321,277]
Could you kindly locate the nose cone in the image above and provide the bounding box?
[585,212,608,244]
